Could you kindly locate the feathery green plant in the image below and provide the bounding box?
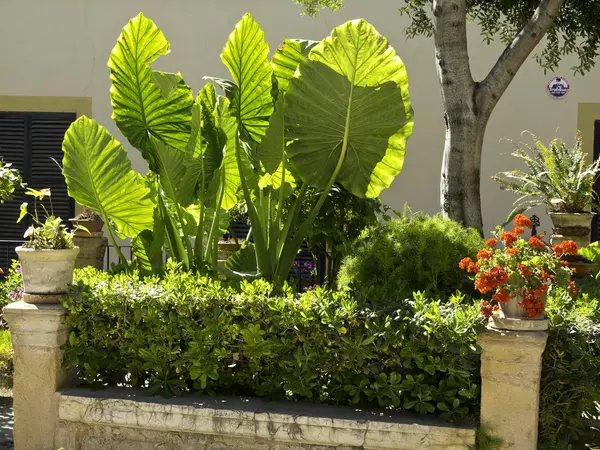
[494,132,600,222]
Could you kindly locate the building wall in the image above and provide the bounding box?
[1,0,599,236]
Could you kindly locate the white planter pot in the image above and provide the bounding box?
[16,246,80,295]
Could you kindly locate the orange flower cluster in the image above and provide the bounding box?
[518,264,533,277]
[485,238,498,247]
[514,214,533,229]
[528,236,546,250]
[500,231,518,247]
[474,266,509,294]
[505,247,519,256]
[519,288,545,318]
[458,257,479,273]
[477,248,494,260]
[553,240,579,257]
[480,300,499,319]
[492,289,510,303]
[512,226,525,235]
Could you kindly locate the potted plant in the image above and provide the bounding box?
[494,132,600,249]
[15,188,81,295]
[70,206,104,234]
[460,215,577,323]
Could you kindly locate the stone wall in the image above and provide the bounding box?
[54,388,476,450]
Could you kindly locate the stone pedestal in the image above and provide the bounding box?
[73,231,107,270]
[479,328,548,450]
[2,301,69,450]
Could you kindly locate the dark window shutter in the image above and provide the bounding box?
[593,120,600,243]
[0,111,76,270]
[29,113,76,224]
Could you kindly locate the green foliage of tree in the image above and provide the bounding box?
[296,0,600,75]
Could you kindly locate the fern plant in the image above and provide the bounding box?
[494,132,600,220]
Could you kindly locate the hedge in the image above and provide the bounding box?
[61,266,485,423]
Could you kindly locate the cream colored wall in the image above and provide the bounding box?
[0,0,599,236]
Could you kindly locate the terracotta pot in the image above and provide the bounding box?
[16,246,80,295]
[70,218,104,234]
[569,260,597,279]
[548,212,594,249]
[499,292,546,320]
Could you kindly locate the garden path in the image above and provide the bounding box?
[0,396,13,450]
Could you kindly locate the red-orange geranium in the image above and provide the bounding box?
[485,238,498,247]
[529,236,546,250]
[477,248,494,260]
[512,226,525,235]
[500,231,518,248]
[553,240,579,257]
[460,216,576,319]
[514,214,533,229]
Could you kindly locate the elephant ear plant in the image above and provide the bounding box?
[212,14,414,283]
[61,12,414,284]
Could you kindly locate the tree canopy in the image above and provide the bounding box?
[294,0,600,74]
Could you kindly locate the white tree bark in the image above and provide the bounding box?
[435,0,565,234]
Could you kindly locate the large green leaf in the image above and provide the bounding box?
[285,19,414,198]
[208,96,243,211]
[62,116,154,238]
[221,13,274,142]
[223,243,260,279]
[257,96,285,174]
[108,13,194,162]
[153,139,191,206]
[272,39,318,94]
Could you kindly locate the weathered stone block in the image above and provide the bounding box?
[55,388,476,449]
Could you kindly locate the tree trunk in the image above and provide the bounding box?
[434,0,564,236]
[441,112,489,234]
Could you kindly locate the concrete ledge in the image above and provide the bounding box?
[56,388,475,449]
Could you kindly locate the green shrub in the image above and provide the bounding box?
[539,287,600,449]
[337,213,484,301]
[0,260,24,330]
[62,266,485,422]
[0,330,13,390]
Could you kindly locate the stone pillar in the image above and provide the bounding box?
[73,231,107,270]
[2,301,69,450]
[479,328,548,450]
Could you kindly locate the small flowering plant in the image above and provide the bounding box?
[459,214,577,319]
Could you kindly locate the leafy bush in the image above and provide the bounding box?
[0,260,24,330]
[539,286,600,448]
[62,266,485,422]
[0,330,13,390]
[337,213,484,301]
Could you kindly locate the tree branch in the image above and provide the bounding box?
[433,0,474,115]
[477,0,565,115]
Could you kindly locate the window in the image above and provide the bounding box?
[0,112,76,269]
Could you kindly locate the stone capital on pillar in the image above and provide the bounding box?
[3,301,69,450]
[479,327,548,450]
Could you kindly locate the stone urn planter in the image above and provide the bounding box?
[16,246,80,295]
[70,209,107,270]
[70,208,105,235]
[548,212,594,249]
